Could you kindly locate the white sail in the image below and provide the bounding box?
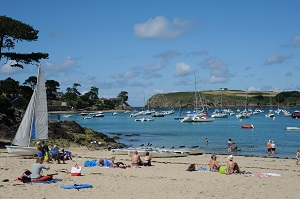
[32,68,48,140]
[11,67,48,147]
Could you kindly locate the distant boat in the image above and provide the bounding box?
[181,115,215,122]
[285,127,300,131]
[135,118,154,122]
[291,111,300,118]
[241,125,255,129]
[6,66,48,156]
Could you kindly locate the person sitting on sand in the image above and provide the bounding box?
[143,152,152,166]
[296,149,300,165]
[31,157,50,180]
[51,145,59,163]
[209,154,221,172]
[227,155,240,174]
[98,158,115,167]
[131,150,142,166]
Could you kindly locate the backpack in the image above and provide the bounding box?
[187,164,196,171]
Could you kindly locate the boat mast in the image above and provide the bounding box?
[194,71,197,112]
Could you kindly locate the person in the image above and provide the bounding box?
[58,148,66,164]
[267,140,271,156]
[209,154,221,172]
[98,158,115,167]
[205,138,209,145]
[131,150,142,166]
[271,141,276,157]
[31,157,50,180]
[37,146,44,158]
[227,155,240,174]
[51,145,60,163]
[143,152,152,166]
[296,149,300,165]
[65,150,72,160]
[228,139,232,154]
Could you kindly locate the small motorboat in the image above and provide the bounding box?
[135,118,154,122]
[285,127,300,131]
[241,124,254,129]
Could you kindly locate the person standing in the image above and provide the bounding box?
[228,139,232,154]
[296,149,300,165]
[267,140,271,156]
[271,141,276,157]
[205,138,209,145]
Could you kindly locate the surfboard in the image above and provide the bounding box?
[61,184,93,189]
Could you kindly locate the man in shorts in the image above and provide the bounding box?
[267,140,271,156]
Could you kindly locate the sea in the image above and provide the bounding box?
[48,108,300,158]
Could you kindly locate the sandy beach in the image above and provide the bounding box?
[0,147,299,199]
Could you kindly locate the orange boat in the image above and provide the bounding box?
[241,125,254,129]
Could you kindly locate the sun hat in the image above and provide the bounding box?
[228,155,233,160]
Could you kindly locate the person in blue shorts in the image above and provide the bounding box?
[98,158,115,167]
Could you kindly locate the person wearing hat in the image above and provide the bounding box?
[209,154,221,172]
[227,155,240,174]
[267,140,271,156]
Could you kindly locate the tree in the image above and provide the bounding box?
[0,15,49,68]
[23,76,37,89]
[118,91,128,104]
[89,86,99,99]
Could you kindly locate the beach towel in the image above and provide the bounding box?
[84,160,97,167]
[28,178,62,184]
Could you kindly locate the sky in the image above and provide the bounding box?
[1,0,300,106]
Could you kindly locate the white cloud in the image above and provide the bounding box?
[264,53,291,65]
[134,16,194,39]
[174,62,194,77]
[0,60,20,74]
[44,56,78,72]
[201,57,232,84]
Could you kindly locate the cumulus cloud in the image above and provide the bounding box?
[264,53,291,65]
[201,57,233,84]
[134,16,194,39]
[44,56,78,72]
[284,35,300,47]
[174,62,194,77]
[0,60,23,74]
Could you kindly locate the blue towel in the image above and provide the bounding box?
[84,159,97,167]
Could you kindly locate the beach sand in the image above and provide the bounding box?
[0,147,299,199]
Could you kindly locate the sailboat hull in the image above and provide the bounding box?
[5,145,38,156]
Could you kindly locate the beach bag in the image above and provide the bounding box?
[218,166,228,174]
[187,164,196,171]
[71,164,82,176]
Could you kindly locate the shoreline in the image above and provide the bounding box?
[0,147,299,199]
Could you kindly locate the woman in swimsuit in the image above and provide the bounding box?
[143,152,152,166]
[209,155,221,172]
[227,155,240,174]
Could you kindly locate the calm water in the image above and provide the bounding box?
[49,108,300,158]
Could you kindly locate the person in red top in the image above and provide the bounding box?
[267,140,271,156]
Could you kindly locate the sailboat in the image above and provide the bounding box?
[6,66,48,155]
[211,88,228,118]
[265,93,275,118]
[236,87,251,119]
[181,72,215,122]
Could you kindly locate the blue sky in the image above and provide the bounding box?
[1,0,300,106]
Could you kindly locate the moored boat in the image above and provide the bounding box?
[241,124,255,129]
[285,127,300,131]
[291,111,300,118]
